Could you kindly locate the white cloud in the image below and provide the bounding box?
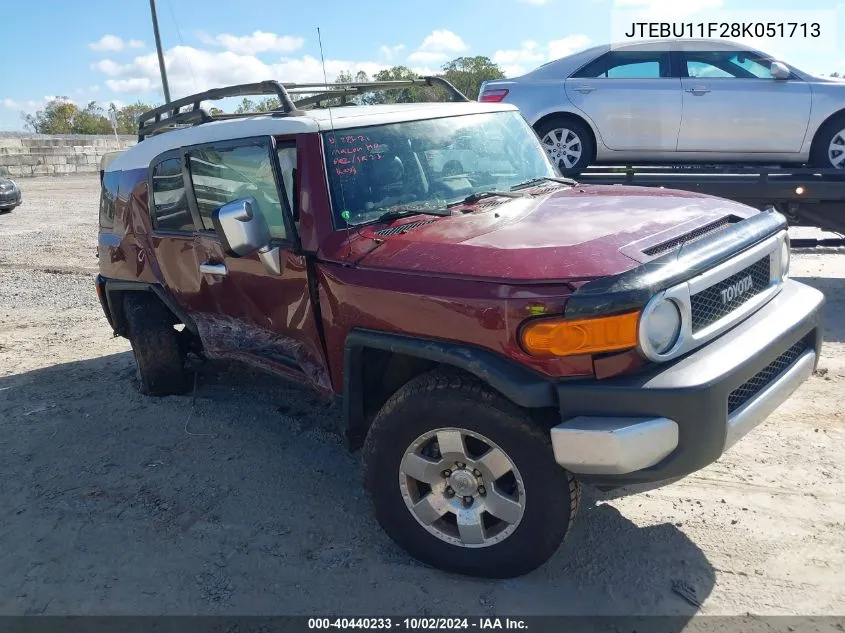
[613,0,722,18]
[418,29,468,54]
[492,41,547,76]
[93,59,125,76]
[89,35,142,52]
[379,44,406,61]
[105,78,154,93]
[493,35,591,76]
[519,0,551,4]
[548,34,592,60]
[407,50,452,64]
[407,29,468,64]
[92,45,389,98]
[199,30,305,55]
[1,98,20,109]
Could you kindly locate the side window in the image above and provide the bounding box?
[686,60,736,78]
[187,142,288,240]
[276,145,297,218]
[151,157,195,231]
[684,52,775,79]
[573,51,669,79]
[99,171,120,229]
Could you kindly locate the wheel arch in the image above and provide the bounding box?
[809,107,845,160]
[98,276,196,338]
[532,111,599,163]
[342,329,558,450]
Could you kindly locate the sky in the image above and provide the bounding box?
[1,0,844,131]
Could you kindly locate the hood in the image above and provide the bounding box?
[342,185,758,282]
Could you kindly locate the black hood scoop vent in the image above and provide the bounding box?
[375,219,437,237]
[642,215,742,257]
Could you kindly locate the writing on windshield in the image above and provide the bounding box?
[322,111,556,227]
[328,134,386,177]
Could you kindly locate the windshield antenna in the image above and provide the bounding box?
[317,27,354,259]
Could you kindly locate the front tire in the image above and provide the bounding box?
[535,117,594,177]
[811,115,845,169]
[124,293,190,396]
[362,370,580,578]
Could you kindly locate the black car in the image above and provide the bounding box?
[0,177,22,212]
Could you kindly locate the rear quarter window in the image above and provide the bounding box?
[151,157,195,232]
[99,171,120,229]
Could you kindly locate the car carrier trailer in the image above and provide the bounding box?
[576,165,845,248]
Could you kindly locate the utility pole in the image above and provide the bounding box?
[149,0,171,103]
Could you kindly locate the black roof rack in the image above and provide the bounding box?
[137,77,469,141]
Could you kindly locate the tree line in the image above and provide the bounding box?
[23,56,505,135]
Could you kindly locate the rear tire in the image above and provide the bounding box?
[535,117,594,177]
[810,114,845,170]
[123,293,190,396]
[362,370,580,578]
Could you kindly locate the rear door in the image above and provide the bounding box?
[147,136,331,392]
[564,45,682,151]
[676,46,812,153]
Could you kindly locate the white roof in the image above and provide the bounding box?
[107,101,518,172]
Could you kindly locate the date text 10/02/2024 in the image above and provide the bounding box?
[307,617,528,630]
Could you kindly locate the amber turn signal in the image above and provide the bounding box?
[520,311,641,358]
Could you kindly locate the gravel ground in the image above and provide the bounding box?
[0,174,843,616]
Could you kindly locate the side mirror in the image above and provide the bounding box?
[211,197,270,257]
[771,61,791,80]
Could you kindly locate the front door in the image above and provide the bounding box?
[676,48,812,153]
[147,136,331,393]
[564,46,682,151]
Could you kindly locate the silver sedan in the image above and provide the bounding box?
[480,39,845,174]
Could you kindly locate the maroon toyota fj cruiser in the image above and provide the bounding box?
[96,79,824,578]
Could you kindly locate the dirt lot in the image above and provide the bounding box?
[0,174,843,616]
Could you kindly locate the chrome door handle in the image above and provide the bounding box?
[686,86,710,95]
[575,85,596,94]
[199,262,227,276]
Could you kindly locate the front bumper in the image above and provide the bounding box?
[0,189,22,209]
[550,278,824,489]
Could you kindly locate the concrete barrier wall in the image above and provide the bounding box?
[0,133,137,178]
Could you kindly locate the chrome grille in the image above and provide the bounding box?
[690,255,771,331]
[728,341,808,413]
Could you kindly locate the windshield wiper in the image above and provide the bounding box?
[374,208,451,222]
[510,176,578,191]
[446,190,530,208]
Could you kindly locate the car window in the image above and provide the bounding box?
[276,145,296,217]
[684,52,775,79]
[151,157,195,232]
[572,51,670,79]
[323,111,557,228]
[99,171,120,229]
[187,142,288,240]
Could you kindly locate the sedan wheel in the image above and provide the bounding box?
[828,127,845,169]
[541,127,583,171]
[399,427,526,548]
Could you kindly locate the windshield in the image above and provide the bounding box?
[322,111,557,227]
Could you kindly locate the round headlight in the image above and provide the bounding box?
[644,298,682,355]
[780,237,790,279]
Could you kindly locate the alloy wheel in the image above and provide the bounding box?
[398,427,526,548]
[541,128,582,170]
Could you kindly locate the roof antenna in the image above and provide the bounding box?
[317,27,354,260]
